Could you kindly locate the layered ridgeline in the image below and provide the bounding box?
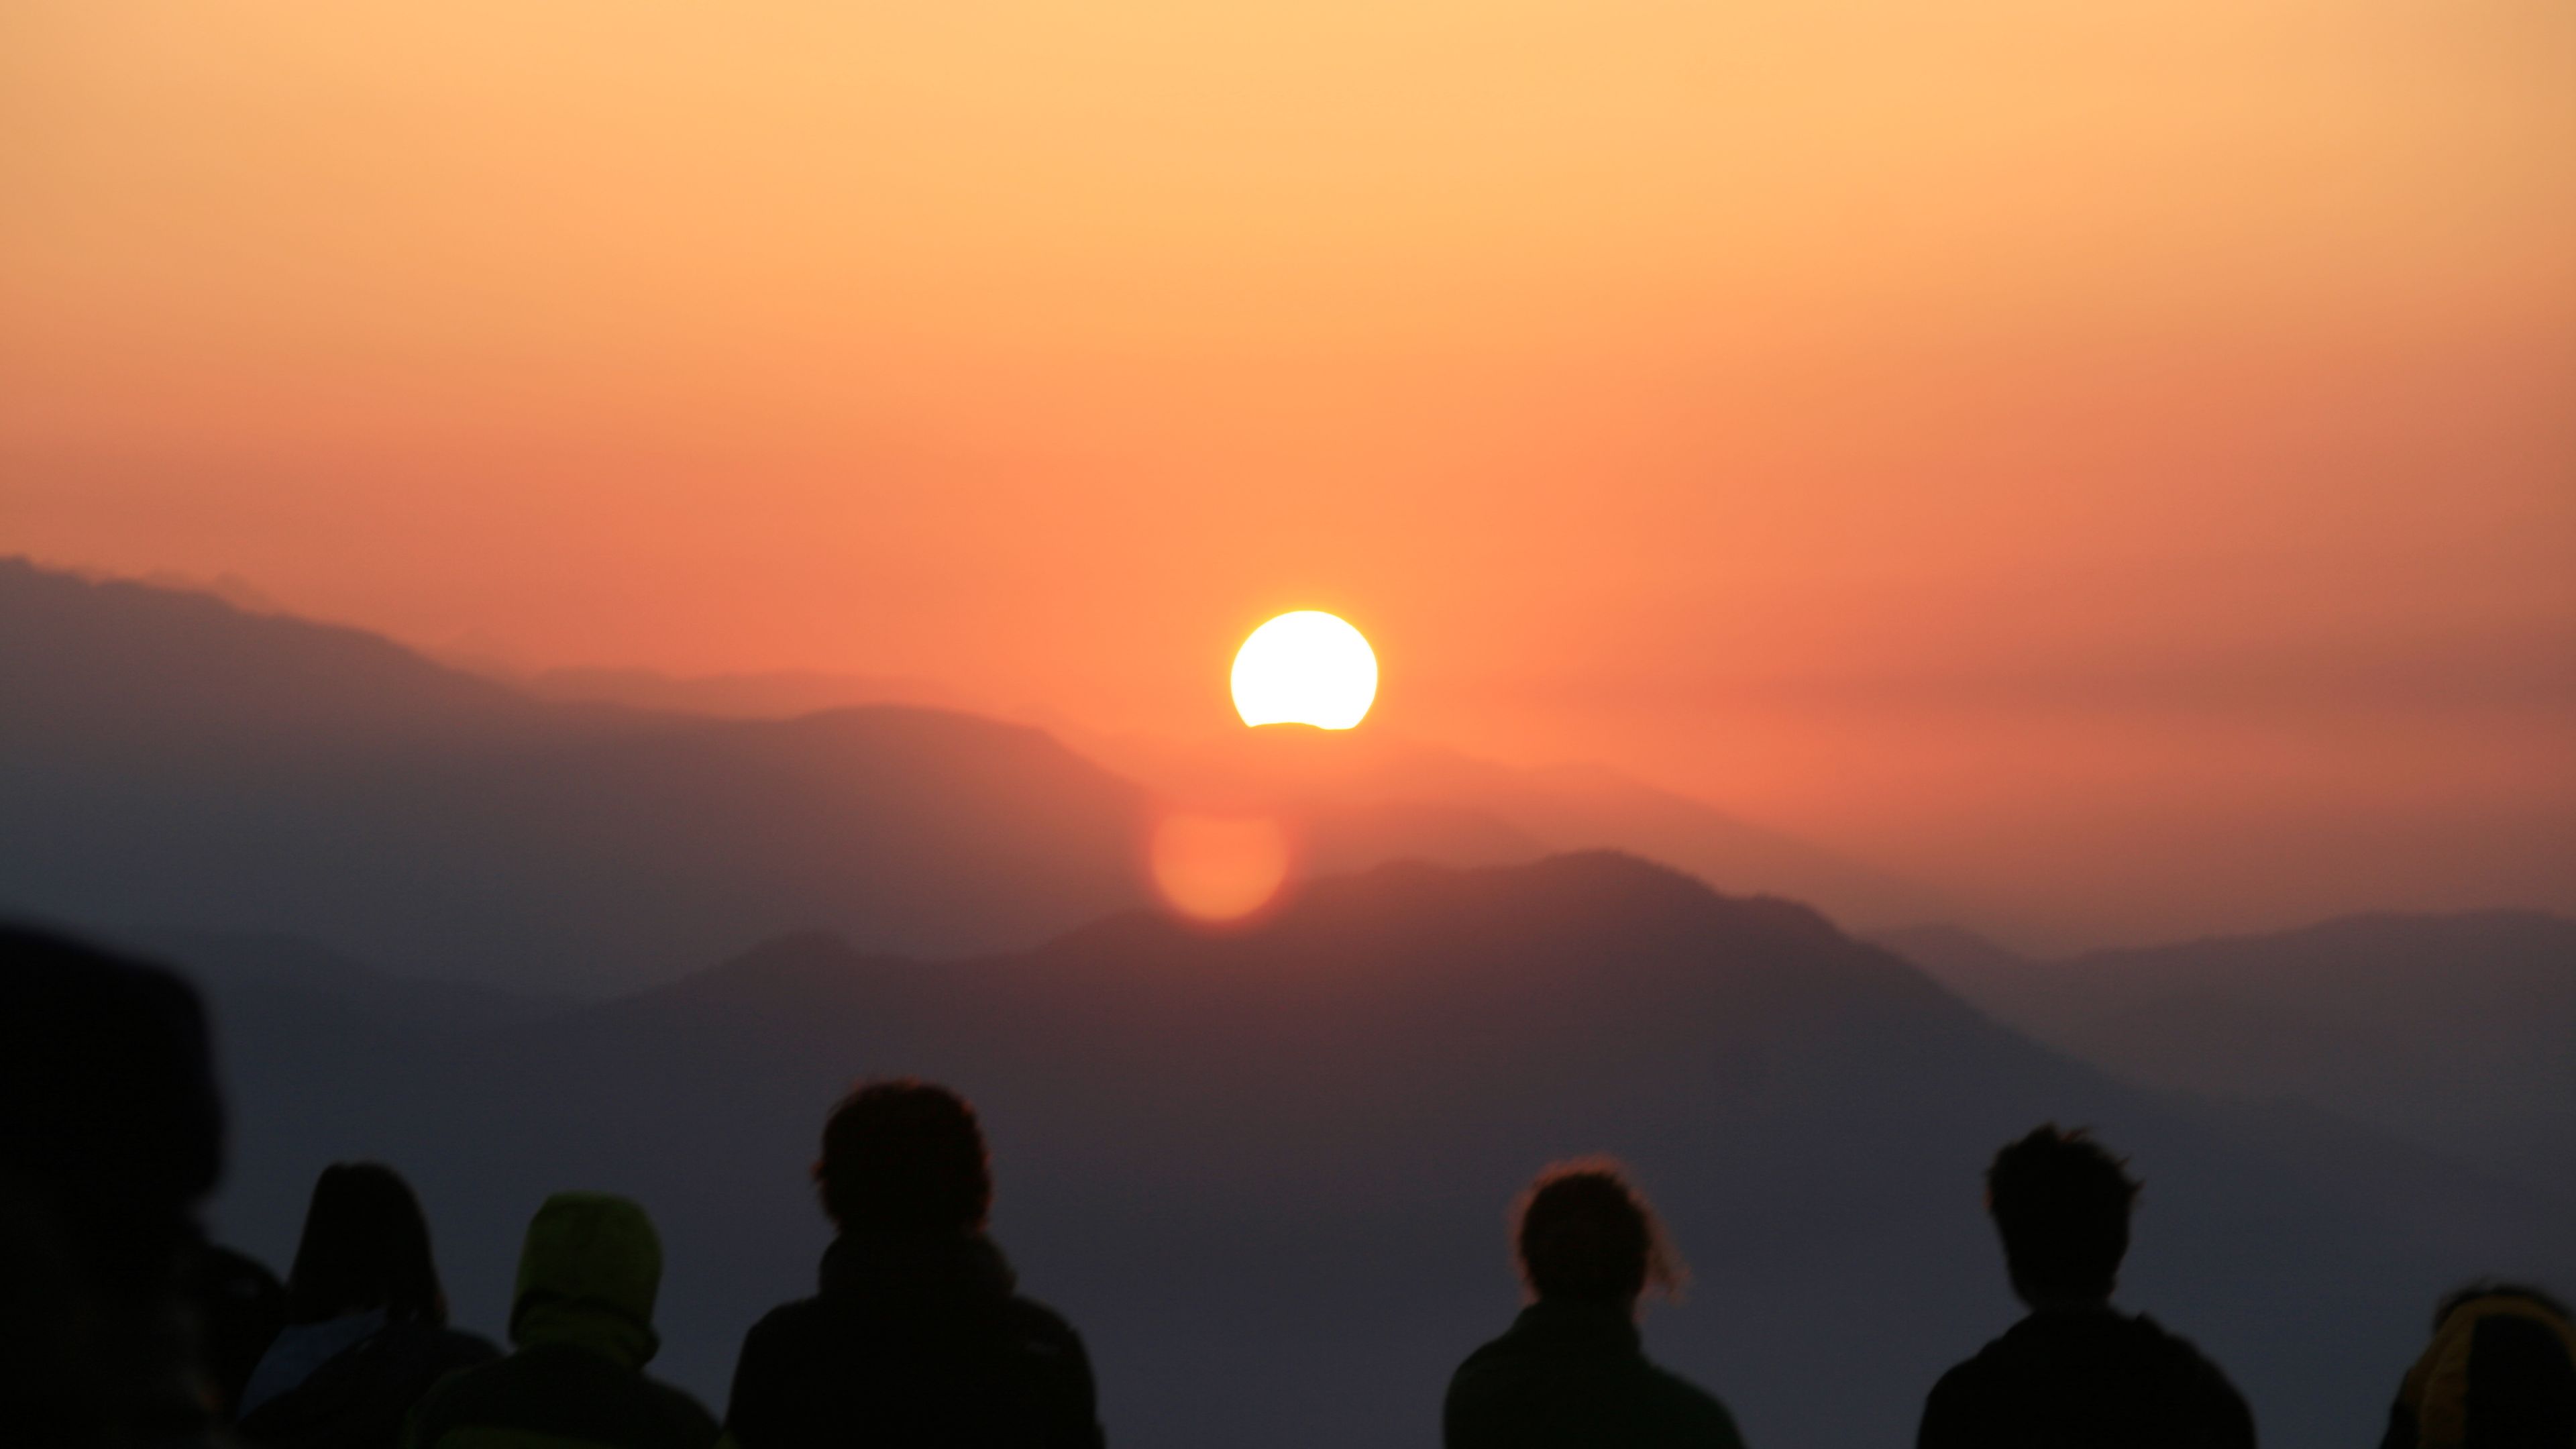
[1,558,1153,989]
[1879,914,2576,1208]
[1048,724,1945,928]
[0,559,1931,989]
[193,854,2569,1449]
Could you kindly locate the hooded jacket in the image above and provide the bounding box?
[1444,1297,1748,1449]
[2380,1291,2576,1449]
[1917,1305,2255,1449]
[725,1230,1103,1449]
[403,1193,724,1449]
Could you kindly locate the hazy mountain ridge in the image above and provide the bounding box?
[447,652,1946,931]
[0,558,1165,989]
[0,557,552,759]
[489,663,980,720]
[17,556,2569,1446]
[1067,722,1946,930]
[140,930,579,1032]
[195,854,2572,1449]
[2,557,1944,987]
[1877,910,2576,1204]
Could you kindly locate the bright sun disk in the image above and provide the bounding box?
[1231,611,1378,729]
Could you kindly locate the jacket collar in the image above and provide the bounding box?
[1509,1297,1644,1355]
[819,1228,1016,1307]
[512,1296,658,1371]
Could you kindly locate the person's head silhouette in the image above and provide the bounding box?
[2394,1281,2576,1445]
[813,1079,993,1236]
[1512,1160,1684,1313]
[284,1162,449,1326]
[1984,1125,2139,1310]
[0,924,226,1444]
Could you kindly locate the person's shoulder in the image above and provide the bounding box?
[1641,1361,1748,1448]
[993,1294,1102,1441]
[2127,1312,2219,1360]
[1447,1326,1528,1387]
[751,1293,829,1327]
[631,1370,724,1440]
[376,1318,499,1362]
[740,1295,833,1350]
[1000,1294,1091,1358]
[2129,1316,2254,1417]
[408,1342,559,1407]
[398,1346,523,1448]
[1930,1328,2018,1391]
[420,1346,722,1449]
[431,1326,503,1369]
[402,1351,492,1430]
[2127,1315,2235,1383]
[1443,1326,1535,1429]
[1921,1335,2015,1427]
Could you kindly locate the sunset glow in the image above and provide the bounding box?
[1231,612,1379,731]
[1149,812,1294,923]
[5,7,2573,1444]
[1,0,2569,946]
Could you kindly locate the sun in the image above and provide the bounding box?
[1230,611,1378,729]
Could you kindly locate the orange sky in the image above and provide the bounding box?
[4,1,2571,947]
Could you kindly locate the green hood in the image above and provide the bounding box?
[511,1191,662,1370]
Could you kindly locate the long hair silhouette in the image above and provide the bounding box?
[282,1162,448,1326]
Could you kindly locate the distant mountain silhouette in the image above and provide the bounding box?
[494,663,979,720]
[1070,722,1945,930]
[2,559,1939,987]
[139,930,578,1031]
[462,656,1944,930]
[195,854,2571,1449]
[0,559,549,757]
[0,558,1157,989]
[1870,922,2035,981]
[1878,912,2576,1205]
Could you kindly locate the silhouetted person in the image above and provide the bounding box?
[236,1163,497,1449]
[188,1243,288,1421]
[725,1079,1104,1449]
[1444,1161,1746,1449]
[0,923,229,1448]
[2380,1283,2576,1449]
[1919,1125,2255,1449]
[403,1192,721,1449]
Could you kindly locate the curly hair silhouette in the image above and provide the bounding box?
[1513,1158,1686,1307]
[813,1079,994,1235]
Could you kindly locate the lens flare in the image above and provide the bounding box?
[1150,812,1293,923]
[1230,611,1378,729]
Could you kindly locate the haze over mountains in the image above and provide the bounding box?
[1,560,1150,989]
[1880,914,2576,1208]
[0,559,1933,985]
[468,647,1949,929]
[9,555,2573,1447]
[492,663,979,722]
[182,853,2571,1449]
[1071,723,1947,930]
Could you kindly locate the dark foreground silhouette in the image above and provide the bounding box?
[725,1081,1105,1449]
[190,1242,289,1420]
[1,924,227,1447]
[406,1192,722,1449]
[1444,1162,1745,1448]
[11,917,2573,1449]
[1919,1126,2255,1449]
[236,1163,499,1449]
[2379,1285,2576,1449]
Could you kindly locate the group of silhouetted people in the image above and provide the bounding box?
[8,923,2574,1448]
